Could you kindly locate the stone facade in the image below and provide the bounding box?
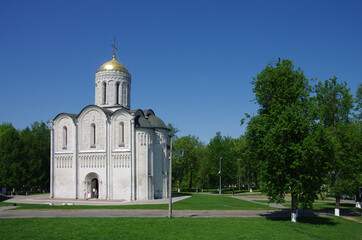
[50,55,169,201]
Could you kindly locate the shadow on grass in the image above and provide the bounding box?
[0,195,11,202]
[265,216,338,225]
[172,192,192,197]
[260,209,338,225]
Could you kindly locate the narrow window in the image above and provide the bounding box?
[90,123,96,147]
[119,122,125,147]
[116,82,120,105]
[63,126,67,149]
[102,82,107,105]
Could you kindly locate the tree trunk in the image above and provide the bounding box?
[335,193,341,216]
[188,170,193,189]
[356,190,361,208]
[291,193,297,222]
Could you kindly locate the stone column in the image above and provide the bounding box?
[131,119,136,200]
[74,120,78,199]
[106,117,110,199]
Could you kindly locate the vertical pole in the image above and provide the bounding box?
[219,157,222,195]
[168,137,173,218]
[49,120,54,198]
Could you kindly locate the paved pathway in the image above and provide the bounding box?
[0,208,333,219]
[3,193,190,206]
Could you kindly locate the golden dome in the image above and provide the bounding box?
[97,56,128,73]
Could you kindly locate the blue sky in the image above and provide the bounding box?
[0,0,361,143]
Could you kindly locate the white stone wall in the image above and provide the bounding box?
[53,154,75,198]
[52,106,169,201]
[110,111,132,150]
[78,153,107,199]
[78,108,107,151]
[157,129,170,199]
[153,130,167,199]
[136,129,153,200]
[54,115,75,153]
[111,152,132,200]
[95,71,131,109]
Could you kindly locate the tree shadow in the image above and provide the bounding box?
[260,210,338,225]
[171,193,192,197]
[0,195,11,202]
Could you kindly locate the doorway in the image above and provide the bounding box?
[91,178,99,199]
[85,172,100,199]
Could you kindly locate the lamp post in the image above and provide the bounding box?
[219,157,222,195]
[168,137,173,218]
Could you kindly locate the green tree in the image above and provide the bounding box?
[167,123,179,140]
[207,132,237,189]
[173,135,203,190]
[0,123,24,192]
[194,146,209,190]
[314,77,356,214]
[233,136,259,191]
[249,59,329,221]
[355,83,362,120]
[28,122,50,191]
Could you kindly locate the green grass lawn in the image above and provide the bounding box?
[0,217,360,240]
[172,194,273,210]
[1,194,274,210]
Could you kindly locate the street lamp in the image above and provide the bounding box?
[168,137,173,218]
[219,157,222,195]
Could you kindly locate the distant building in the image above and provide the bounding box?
[49,50,170,201]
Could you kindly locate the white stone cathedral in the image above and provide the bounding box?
[49,50,170,201]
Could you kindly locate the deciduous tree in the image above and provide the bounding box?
[249,59,329,222]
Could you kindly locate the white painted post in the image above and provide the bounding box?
[335,208,340,216]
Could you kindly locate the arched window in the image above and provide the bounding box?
[119,122,125,147]
[102,82,107,105]
[90,123,96,147]
[115,82,120,105]
[63,126,67,149]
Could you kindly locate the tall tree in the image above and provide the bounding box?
[314,77,356,215]
[173,135,203,190]
[249,59,329,222]
[207,132,237,189]
[28,122,50,191]
[355,83,362,120]
[0,123,24,192]
[233,136,259,191]
[167,123,179,140]
[0,122,50,193]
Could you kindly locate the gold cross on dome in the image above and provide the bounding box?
[111,36,118,59]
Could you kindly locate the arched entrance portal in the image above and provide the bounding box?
[85,172,100,199]
[91,178,99,199]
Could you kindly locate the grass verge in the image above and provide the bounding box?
[0,217,360,239]
[1,194,274,210]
